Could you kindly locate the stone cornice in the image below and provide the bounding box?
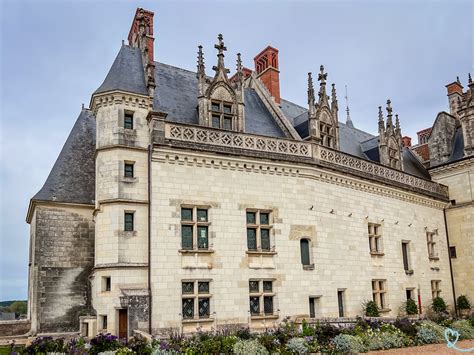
[26,200,94,224]
[153,149,448,210]
[162,122,449,201]
[90,90,153,114]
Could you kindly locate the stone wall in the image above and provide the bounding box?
[30,204,95,333]
[0,320,30,336]
[149,148,453,333]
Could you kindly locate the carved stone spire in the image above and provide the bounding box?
[197,45,205,77]
[308,72,315,110]
[331,83,338,113]
[378,106,385,133]
[212,34,230,79]
[378,100,403,170]
[236,53,243,80]
[395,114,401,137]
[318,65,328,104]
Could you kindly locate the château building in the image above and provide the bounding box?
[25,8,473,338]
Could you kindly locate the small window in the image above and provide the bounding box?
[368,223,383,254]
[180,206,210,250]
[249,280,274,317]
[309,297,319,318]
[212,115,220,128]
[223,116,232,130]
[406,288,414,300]
[101,315,108,330]
[300,239,311,266]
[124,212,134,231]
[431,280,441,299]
[449,246,457,258]
[450,199,456,206]
[124,113,134,130]
[223,105,232,114]
[402,242,410,271]
[181,280,211,320]
[103,277,111,292]
[246,210,273,252]
[372,279,387,310]
[124,163,134,178]
[427,232,437,259]
[211,102,220,112]
[337,290,345,317]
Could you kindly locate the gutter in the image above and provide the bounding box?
[148,144,152,334]
[443,208,457,315]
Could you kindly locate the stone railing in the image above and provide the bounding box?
[166,123,312,158]
[164,123,449,199]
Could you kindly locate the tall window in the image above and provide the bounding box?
[427,232,437,259]
[124,212,134,231]
[211,101,234,130]
[124,112,134,130]
[181,206,210,250]
[102,277,111,292]
[249,280,275,316]
[337,290,345,317]
[401,241,412,273]
[181,281,211,320]
[309,297,319,318]
[246,210,272,252]
[101,315,108,330]
[449,246,457,258]
[431,280,441,299]
[406,288,414,300]
[300,239,311,266]
[372,280,387,310]
[368,223,383,254]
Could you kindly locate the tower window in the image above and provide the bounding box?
[368,223,383,254]
[124,112,134,130]
[124,212,134,231]
[300,239,311,266]
[124,162,134,178]
[449,246,457,258]
[180,206,210,250]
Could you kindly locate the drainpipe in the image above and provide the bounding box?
[148,143,152,334]
[443,208,457,316]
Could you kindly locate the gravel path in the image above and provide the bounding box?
[367,339,474,354]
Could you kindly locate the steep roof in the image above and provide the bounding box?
[94,45,148,96]
[31,109,96,205]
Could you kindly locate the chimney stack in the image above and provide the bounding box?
[445,77,463,116]
[254,46,281,104]
[402,136,412,147]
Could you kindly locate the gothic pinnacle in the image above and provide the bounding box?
[469,73,472,84]
[213,34,230,75]
[308,72,315,106]
[386,99,393,129]
[331,83,338,111]
[197,45,205,76]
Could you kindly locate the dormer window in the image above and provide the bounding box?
[210,101,234,130]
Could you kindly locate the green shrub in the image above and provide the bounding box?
[127,334,152,354]
[332,334,366,354]
[24,336,65,354]
[394,318,418,338]
[151,349,181,355]
[405,299,418,315]
[457,295,471,310]
[416,321,444,344]
[432,297,447,313]
[219,335,238,354]
[233,339,269,355]
[451,320,474,339]
[286,337,308,354]
[257,333,279,353]
[364,300,380,317]
[301,319,315,336]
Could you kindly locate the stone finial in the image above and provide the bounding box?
[395,114,401,137]
[469,73,473,85]
[308,72,315,107]
[386,99,393,129]
[197,45,205,78]
[212,34,230,76]
[331,83,338,112]
[317,65,329,104]
[318,65,327,85]
[378,106,384,132]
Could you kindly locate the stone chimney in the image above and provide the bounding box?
[254,46,281,104]
[445,77,463,117]
[128,8,156,96]
[402,136,412,147]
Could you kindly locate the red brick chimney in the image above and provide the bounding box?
[445,77,463,116]
[128,8,155,64]
[402,136,412,147]
[254,46,281,104]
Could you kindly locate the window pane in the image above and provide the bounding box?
[197,209,208,222]
[212,115,220,128]
[247,228,257,250]
[261,229,270,251]
[181,208,193,221]
[300,239,310,265]
[211,103,220,112]
[197,226,208,249]
[198,282,209,294]
[124,164,134,178]
[246,212,256,224]
[223,105,232,114]
[260,213,269,225]
[181,226,193,249]
[249,297,260,315]
[124,115,133,129]
[198,298,210,318]
[249,281,259,293]
[182,282,194,294]
[309,298,316,318]
[264,296,273,314]
[223,117,232,130]
[182,298,194,319]
[263,281,272,293]
[124,213,134,231]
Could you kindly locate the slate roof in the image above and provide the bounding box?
[31,109,96,205]
[447,127,465,163]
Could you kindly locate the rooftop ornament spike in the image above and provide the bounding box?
[331,83,338,112]
[386,99,393,129]
[197,45,205,77]
[212,33,230,77]
[308,72,315,106]
[469,73,473,84]
[317,65,328,102]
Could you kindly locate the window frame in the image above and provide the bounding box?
[431,280,441,299]
[246,209,273,252]
[372,279,388,311]
[180,206,211,251]
[210,100,235,130]
[124,211,134,232]
[248,279,276,318]
[449,246,457,258]
[300,238,313,269]
[101,315,108,330]
[368,223,383,255]
[427,232,438,260]
[124,112,134,130]
[124,162,135,178]
[102,276,111,292]
[181,280,212,321]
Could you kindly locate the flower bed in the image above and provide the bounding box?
[6,316,474,354]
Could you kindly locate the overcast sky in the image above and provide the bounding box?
[0,0,472,301]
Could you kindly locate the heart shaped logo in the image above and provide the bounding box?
[445,328,460,348]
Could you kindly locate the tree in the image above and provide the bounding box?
[9,301,27,315]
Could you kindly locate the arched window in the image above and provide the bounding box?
[300,239,311,266]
